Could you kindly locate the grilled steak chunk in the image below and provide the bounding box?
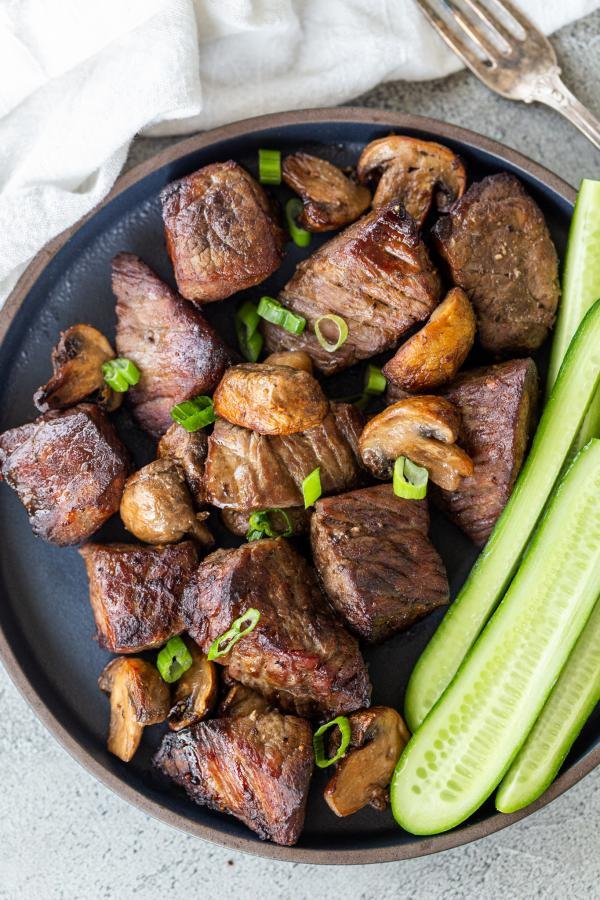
[153,710,313,845]
[435,358,539,545]
[157,424,208,506]
[204,402,363,511]
[79,541,198,652]
[311,485,449,642]
[113,253,232,437]
[433,174,559,355]
[282,152,371,231]
[182,538,372,717]
[0,404,129,545]
[161,161,285,303]
[262,202,441,374]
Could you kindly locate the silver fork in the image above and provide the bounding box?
[415,0,600,149]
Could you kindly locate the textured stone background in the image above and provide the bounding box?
[1,9,599,899]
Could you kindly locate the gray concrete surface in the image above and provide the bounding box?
[1,9,599,900]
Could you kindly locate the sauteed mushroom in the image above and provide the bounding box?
[218,682,273,718]
[157,424,208,506]
[264,350,314,374]
[383,288,476,392]
[98,657,170,762]
[324,707,410,816]
[168,639,219,731]
[282,152,371,231]
[120,459,213,546]
[357,136,466,225]
[359,396,474,491]
[34,324,121,412]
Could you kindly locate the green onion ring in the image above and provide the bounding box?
[257,296,306,335]
[102,357,140,393]
[246,508,293,542]
[364,364,387,396]
[285,198,311,248]
[314,315,349,353]
[302,466,322,509]
[313,716,352,768]
[157,636,193,683]
[207,608,261,661]
[258,149,281,185]
[170,396,215,432]
[393,456,429,500]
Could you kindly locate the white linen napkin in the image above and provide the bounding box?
[0,0,597,304]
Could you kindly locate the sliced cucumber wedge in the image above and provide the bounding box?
[392,440,600,836]
[404,300,600,732]
[496,595,600,814]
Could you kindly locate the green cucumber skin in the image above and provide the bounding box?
[496,595,600,814]
[392,441,600,836]
[404,300,600,733]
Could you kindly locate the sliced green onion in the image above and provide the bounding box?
[313,716,352,768]
[364,364,387,396]
[257,296,306,335]
[302,466,321,509]
[235,302,263,362]
[285,198,311,248]
[393,456,428,500]
[170,396,215,432]
[157,636,193,683]
[246,508,293,542]
[207,608,261,661]
[314,315,348,353]
[237,300,260,335]
[102,358,140,393]
[258,149,281,185]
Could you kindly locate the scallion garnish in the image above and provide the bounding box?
[257,296,306,335]
[285,198,311,248]
[393,456,429,500]
[364,364,387,396]
[258,149,281,185]
[302,466,321,509]
[102,358,140,393]
[313,716,352,768]
[157,636,193,683]
[246,508,293,542]
[207,608,261,661]
[314,315,348,353]
[235,301,263,362]
[170,396,215,432]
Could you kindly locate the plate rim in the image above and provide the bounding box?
[0,106,591,865]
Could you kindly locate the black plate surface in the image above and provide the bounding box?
[0,109,593,864]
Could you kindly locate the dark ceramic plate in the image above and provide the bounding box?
[0,109,593,865]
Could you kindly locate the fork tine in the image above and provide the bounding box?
[414,0,495,77]
[489,0,542,36]
[460,0,517,48]
[444,0,504,63]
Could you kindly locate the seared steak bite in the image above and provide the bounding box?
[204,402,363,512]
[157,424,207,506]
[161,161,285,303]
[0,404,129,546]
[435,358,539,545]
[113,253,232,438]
[153,709,313,846]
[282,152,371,231]
[262,203,441,374]
[182,538,372,717]
[433,174,560,355]
[79,541,198,653]
[311,485,449,642]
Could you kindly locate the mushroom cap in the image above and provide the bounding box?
[264,350,314,374]
[168,638,219,731]
[282,152,371,232]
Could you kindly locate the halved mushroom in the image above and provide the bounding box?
[34,324,122,412]
[357,136,467,225]
[324,707,410,816]
[264,350,314,374]
[157,424,208,506]
[358,396,474,491]
[383,288,476,392]
[120,459,214,546]
[282,152,371,232]
[168,638,219,731]
[213,363,329,435]
[98,657,170,761]
[218,682,273,718]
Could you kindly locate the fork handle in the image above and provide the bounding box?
[529,69,600,151]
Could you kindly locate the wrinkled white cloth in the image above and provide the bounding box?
[0,0,597,303]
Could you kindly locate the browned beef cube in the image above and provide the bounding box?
[153,709,313,845]
[435,358,539,545]
[262,202,441,374]
[112,253,232,438]
[182,538,371,718]
[161,161,285,303]
[433,174,560,355]
[311,484,449,642]
[0,404,129,546]
[79,541,198,652]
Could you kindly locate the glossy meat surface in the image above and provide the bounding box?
[311,485,449,642]
[282,152,370,231]
[113,253,232,437]
[0,404,129,545]
[262,202,441,374]
[182,538,372,717]
[154,710,313,845]
[161,161,284,302]
[79,541,198,652]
